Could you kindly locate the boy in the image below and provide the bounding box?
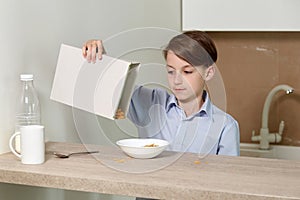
[82,31,240,156]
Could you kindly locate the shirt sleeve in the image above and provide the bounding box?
[128,86,169,126]
[217,118,240,156]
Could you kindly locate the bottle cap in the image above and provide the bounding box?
[20,74,33,81]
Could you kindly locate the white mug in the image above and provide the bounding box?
[9,125,45,164]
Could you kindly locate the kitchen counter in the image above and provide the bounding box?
[0,142,299,200]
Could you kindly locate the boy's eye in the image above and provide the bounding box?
[184,71,193,74]
[167,70,174,74]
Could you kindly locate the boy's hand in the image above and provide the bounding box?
[82,40,105,63]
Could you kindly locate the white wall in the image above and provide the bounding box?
[0,0,181,199]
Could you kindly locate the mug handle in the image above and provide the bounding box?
[9,132,21,158]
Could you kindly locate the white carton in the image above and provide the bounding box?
[50,44,140,120]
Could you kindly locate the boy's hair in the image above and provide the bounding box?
[163,31,217,67]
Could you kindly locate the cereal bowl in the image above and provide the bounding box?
[116,138,169,159]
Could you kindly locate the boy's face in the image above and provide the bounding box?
[166,51,206,104]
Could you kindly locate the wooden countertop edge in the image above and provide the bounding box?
[1,170,293,200]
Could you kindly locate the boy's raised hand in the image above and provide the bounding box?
[82,40,105,63]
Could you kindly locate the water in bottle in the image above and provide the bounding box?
[14,74,41,152]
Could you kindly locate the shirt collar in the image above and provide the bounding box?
[166,90,213,118]
[166,95,177,111]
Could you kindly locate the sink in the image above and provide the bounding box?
[240,143,300,161]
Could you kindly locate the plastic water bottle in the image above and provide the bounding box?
[14,74,41,152]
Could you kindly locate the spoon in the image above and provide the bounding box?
[53,151,99,158]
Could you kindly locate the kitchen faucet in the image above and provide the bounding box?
[251,84,294,149]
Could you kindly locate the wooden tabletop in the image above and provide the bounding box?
[0,142,299,200]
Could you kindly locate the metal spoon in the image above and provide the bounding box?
[53,151,99,158]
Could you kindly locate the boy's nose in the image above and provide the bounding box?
[174,72,183,84]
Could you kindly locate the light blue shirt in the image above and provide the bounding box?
[128,86,240,156]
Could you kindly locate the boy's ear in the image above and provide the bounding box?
[204,65,215,81]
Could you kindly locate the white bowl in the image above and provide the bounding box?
[116,138,169,159]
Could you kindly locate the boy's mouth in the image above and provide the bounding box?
[174,88,186,92]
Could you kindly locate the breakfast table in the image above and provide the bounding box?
[0,141,299,199]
